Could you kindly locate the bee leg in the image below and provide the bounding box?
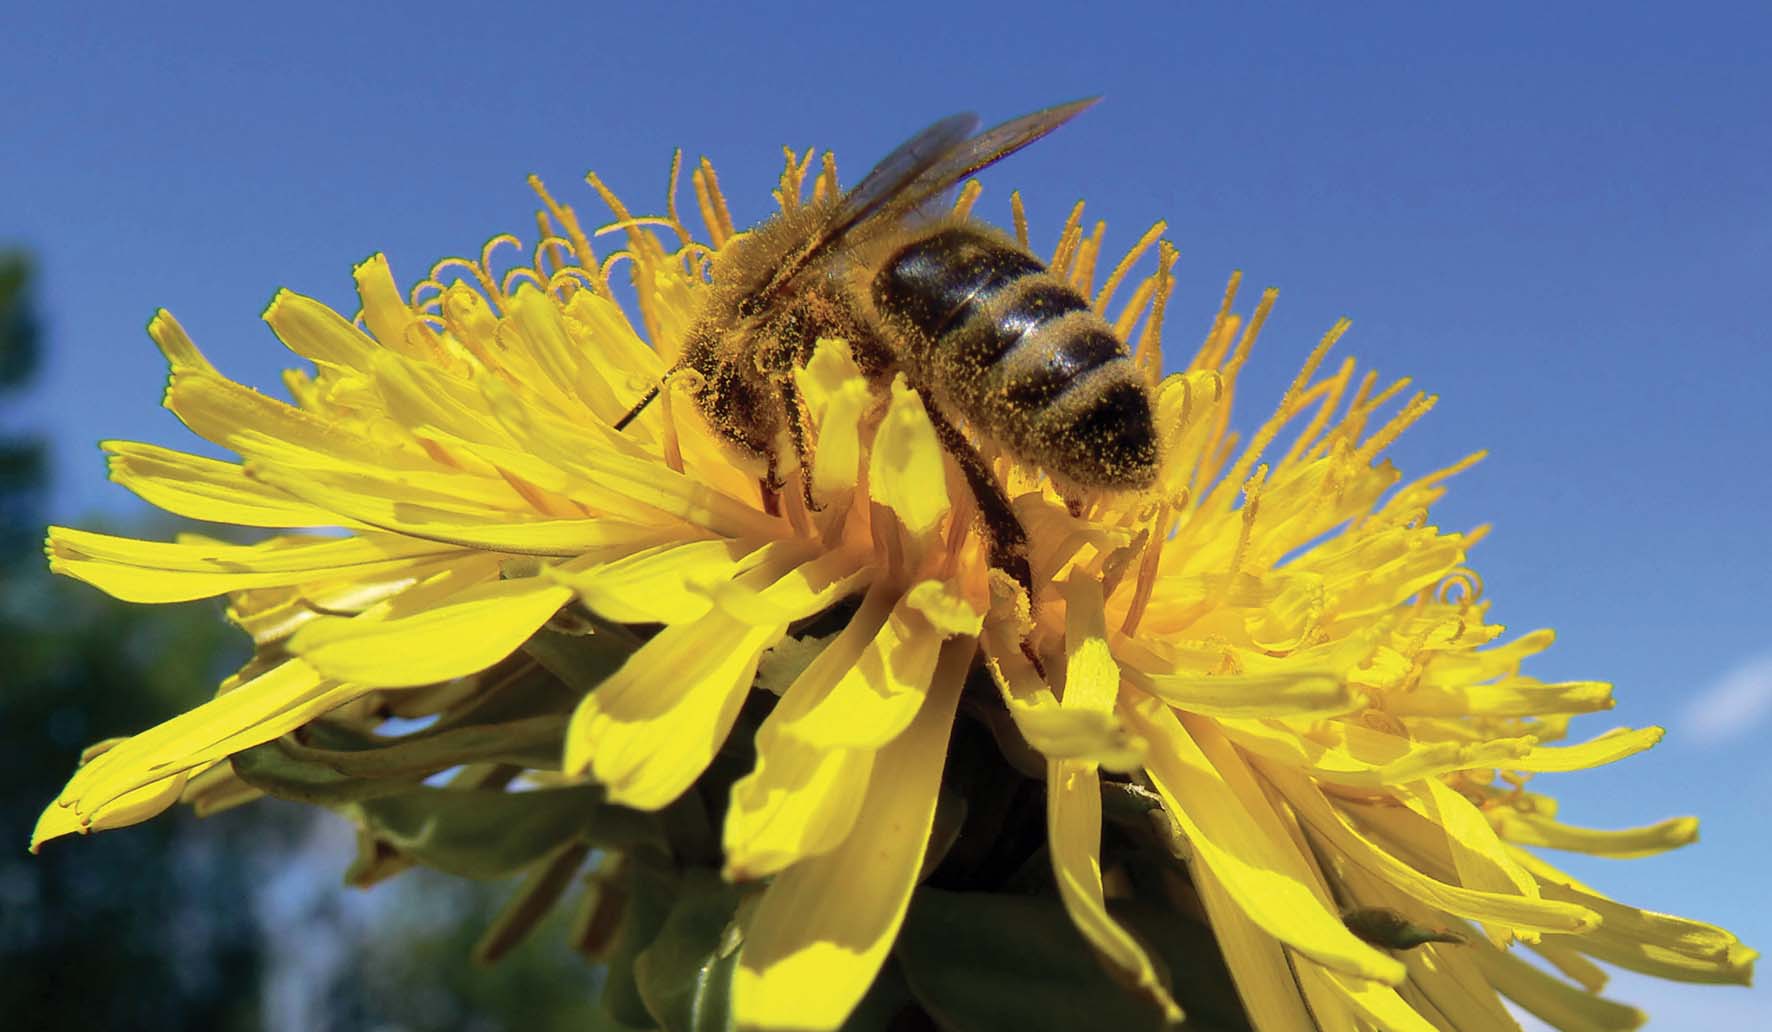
[920,402,1035,607]
[760,447,784,518]
[780,375,824,513]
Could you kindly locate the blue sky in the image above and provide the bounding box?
[5,1,1769,1022]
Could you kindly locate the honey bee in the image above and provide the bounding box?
[616,99,1158,600]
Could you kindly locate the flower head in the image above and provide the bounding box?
[37,141,1752,1029]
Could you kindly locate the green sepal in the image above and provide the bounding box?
[601,859,679,1029]
[231,733,424,805]
[473,840,595,966]
[523,625,639,696]
[349,785,664,879]
[633,871,744,1032]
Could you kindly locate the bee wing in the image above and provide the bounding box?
[829,111,983,236]
[745,99,1096,318]
[744,112,980,316]
[879,96,1100,219]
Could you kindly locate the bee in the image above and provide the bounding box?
[616,99,1159,601]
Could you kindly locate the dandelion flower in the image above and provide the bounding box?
[36,137,1753,1030]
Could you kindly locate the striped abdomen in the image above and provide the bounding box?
[872,224,1158,490]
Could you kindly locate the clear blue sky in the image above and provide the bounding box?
[5,1,1768,1021]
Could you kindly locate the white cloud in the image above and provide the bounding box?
[1682,652,1772,746]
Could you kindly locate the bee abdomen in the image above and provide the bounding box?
[874,224,1157,491]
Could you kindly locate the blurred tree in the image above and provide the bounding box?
[1,251,275,1030]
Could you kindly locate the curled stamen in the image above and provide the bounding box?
[1436,569,1485,605]
[501,266,545,297]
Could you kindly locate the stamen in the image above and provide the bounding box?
[1216,314,1344,502]
[1119,498,1172,637]
[1227,465,1267,578]
[1009,191,1030,250]
[656,370,692,474]
[1353,392,1436,466]
[1094,221,1166,316]
[690,167,722,249]
[479,235,524,305]
[813,152,840,206]
[1111,277,1157,343]
[593,217,688,238]
[428,256,504,311]
[535,214,566,281]
[952,179,984,219]
[410,280,445,312]
[698,157,736,243]
[547,267,603,300]
[585,173,663,345]
[1436,569,1485,605]
[1278,356,1355,467]
[528,175,606,295]
[501,266,545,297]
[1071,220,1106,294]
[1132,241,1179,381]
[1050,200,1086,274]
[1186,271,1243,373]
[665,150,693,244]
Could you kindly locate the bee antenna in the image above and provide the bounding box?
[613,384,661,432]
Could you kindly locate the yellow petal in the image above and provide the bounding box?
[1116,636,1363,718]
[103,441,357,529]
[795,339,871,500]
[1388,677,1614,718]
[1396,778,1542,946]
[981,619,1145,770]
[565,609,784,810]
[1047,758,1181,1020]
[353,254,434,361]
[551,537,784,624]
[1509,848,1757,985]
[1468,938,1646,1030]
[289,576,572,687]
[706,547,875,626]
[734,637,971,1031]
[768,588,945,752]
[1061,574,1120,714]
[1298,964,1440,1032]
[724,586,896,878]
[147,308,216,372]
[45,659,337,837]
[1192,860,1320,1030]
[264,288,379,370]
[47,527,461,603]
[1261,762,1599,935]
[1125,699,1406,983]
[1506,726,1663,773]
[867,374,949,538]
[1493,810,1698,859]
[247,460,677,558]
[477,373,781,540]
[1217,717,1532,789]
